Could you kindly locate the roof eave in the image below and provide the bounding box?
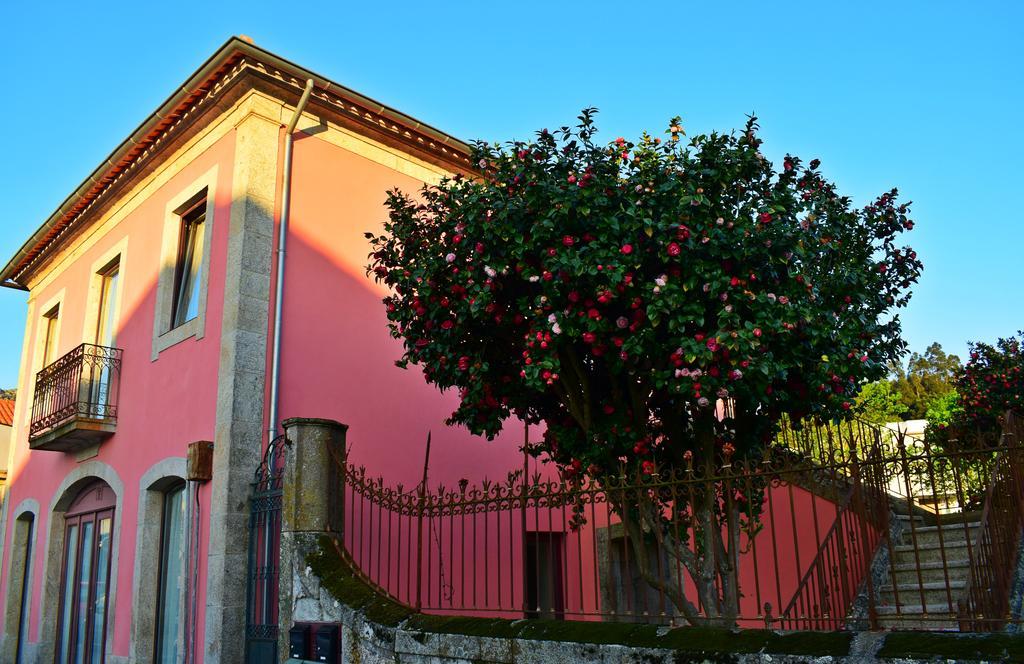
[1,36,473,290]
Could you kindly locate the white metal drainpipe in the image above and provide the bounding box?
[268,78,315,442]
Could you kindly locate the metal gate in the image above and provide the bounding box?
[245,434,288,663]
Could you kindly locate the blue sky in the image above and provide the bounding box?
[1,1,1021,388]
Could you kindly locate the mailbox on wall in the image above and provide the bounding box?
[289,624,311,660]
[314,624,340,663]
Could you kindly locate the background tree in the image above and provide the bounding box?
[936,332,1023,438]
[368,111,921,625]
[0,388,15,400]
[855,380,908,424]
[890,342,960,418]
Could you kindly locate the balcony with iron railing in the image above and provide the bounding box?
[29,343,122,452]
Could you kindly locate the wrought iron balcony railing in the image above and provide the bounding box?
[29,343,122,451]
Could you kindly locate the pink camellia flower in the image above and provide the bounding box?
[445,253,456,263]
[698,397,710,408]
[683,450,693,462]
[567,174,577,184]
[730,369,743,380]
[616,316,629,329]
[615,137,626,146]
[621,244,633,255]
[778,296,789,305]
[706,338,718,352]
[478,158,488,169]
[667,243,681,257]
[753,328,762,337]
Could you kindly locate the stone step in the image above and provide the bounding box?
[876,616,960,631]
[874,601,959,616]
[891,559,971,585]
[893,524,980,547]
[892,542,974,565]
[879,580,965,607]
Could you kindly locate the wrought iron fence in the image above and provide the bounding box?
[959,412,1024,631]
[29,343,122,439]
[245,434,288,663]
[332,416,1024,631]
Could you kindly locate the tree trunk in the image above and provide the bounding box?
[613,477,741,628]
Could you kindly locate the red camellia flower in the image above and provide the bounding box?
[641,460,656,475]
[758,212,772,224]
[458,356,471,371]
[667,243,681,257]
[567,174,577,184]
[583,332,596,344]
[621,244,633,255]
[563,235,575,247]
[441,320,454,330]
[753,328,762,337]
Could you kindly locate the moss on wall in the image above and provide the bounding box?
[877,631,1024,660]
[306,535,413,627]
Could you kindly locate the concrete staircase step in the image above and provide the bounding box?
[875,602,959,615]
[879,581,965,607]
[880,580,966,593]
[891,559,971,585]
[892,543,973,564]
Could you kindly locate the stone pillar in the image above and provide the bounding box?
[278,417,348,662]
[205,91,283,664]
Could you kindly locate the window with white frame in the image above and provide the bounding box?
[151,166,217,359]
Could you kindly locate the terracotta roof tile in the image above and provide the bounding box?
[0,399,14,426]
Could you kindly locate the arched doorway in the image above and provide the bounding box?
[54,480,115,664]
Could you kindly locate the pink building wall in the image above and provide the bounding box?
[0,133,236,659]
[276,133,528,486]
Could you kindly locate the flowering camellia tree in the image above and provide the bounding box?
[367,110,921,625]
[930,332,1023,443]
